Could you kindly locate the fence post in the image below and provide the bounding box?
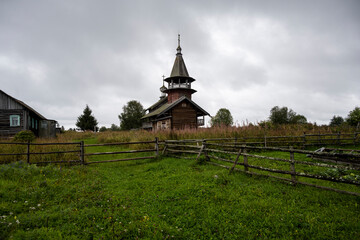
[162,141,168,155]
[27,140,30,164]
[243,145,248,172]
[230,148,242,174]
[264,134,267,147]
[155,137,159,157]
[303,132,306,148]
[354,132,357,146]
[80,141,85,165]
[289,146,297,185]
[203,140,210,161]
[196,140,205,162]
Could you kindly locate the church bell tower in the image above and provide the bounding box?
[163,35,197,103]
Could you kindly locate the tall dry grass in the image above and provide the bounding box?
[0,124,357,164]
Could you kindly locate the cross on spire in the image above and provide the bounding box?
[176,34,182,54]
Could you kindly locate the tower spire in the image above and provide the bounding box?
[176,34,182,54]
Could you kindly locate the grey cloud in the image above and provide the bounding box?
[1,0,359,128]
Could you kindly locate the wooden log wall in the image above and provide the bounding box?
[0,109,24,136]
[171,103,197,129]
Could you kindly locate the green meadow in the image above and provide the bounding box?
[1,154,359,239]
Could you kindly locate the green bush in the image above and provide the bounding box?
[13,131,36,142]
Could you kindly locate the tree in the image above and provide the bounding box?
[118,100,145,130]
[329,115,344,126]
[346,107,360,127]
[269,106,307,125]
[99,126,107,132]
[110,124,120,131]
[210,108,233,127]
[76,105,98,131]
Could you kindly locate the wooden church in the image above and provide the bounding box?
[142,36,209,131]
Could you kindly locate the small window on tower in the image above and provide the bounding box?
[182,103,187,107]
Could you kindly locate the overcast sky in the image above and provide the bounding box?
[1,0,359,129]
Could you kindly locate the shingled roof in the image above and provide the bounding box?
[170,50,189,77]
[165,35,195,83]
[141,96,209,120]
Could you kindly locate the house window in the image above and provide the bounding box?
[32,118,34,128]
[10,115,20,127]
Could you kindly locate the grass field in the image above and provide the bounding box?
[1,155,359,239]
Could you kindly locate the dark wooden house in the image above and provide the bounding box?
[142,36,209,130]
[0,90,58,138]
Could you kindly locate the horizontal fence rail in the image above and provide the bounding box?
[162,139,360,196]
[0,132,359,196]
[171,132,359,148]
[0,138,160,165]
[82,138,159,164]
[0,141,82,164]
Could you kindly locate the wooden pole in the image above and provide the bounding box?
[289,146,297,185]
[80,141,85,165]
[155,137,159,157]
[196,144,205,162]
[230,149,242,174]
[243,146,248,172]
[27,140,30,164]
[203,140,209,161]
[264,134,267,147]
[354,132,357,146]
[303,132,306,148]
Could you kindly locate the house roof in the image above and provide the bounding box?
[142,96,210,120]
[0,90,47,120]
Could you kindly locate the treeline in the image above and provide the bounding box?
[71,100,360,132]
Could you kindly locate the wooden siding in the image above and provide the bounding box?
[171,102,197,129]
[167,89,192,103]
[0,91,23,109]
[0,109,25,136]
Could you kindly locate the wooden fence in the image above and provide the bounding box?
[0,138,160,165]
[83,138,159,164]
[162,139,360,196]
[169,132,359,148]
[0,141,82,164]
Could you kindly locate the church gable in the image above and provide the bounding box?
[171,100,197,129]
